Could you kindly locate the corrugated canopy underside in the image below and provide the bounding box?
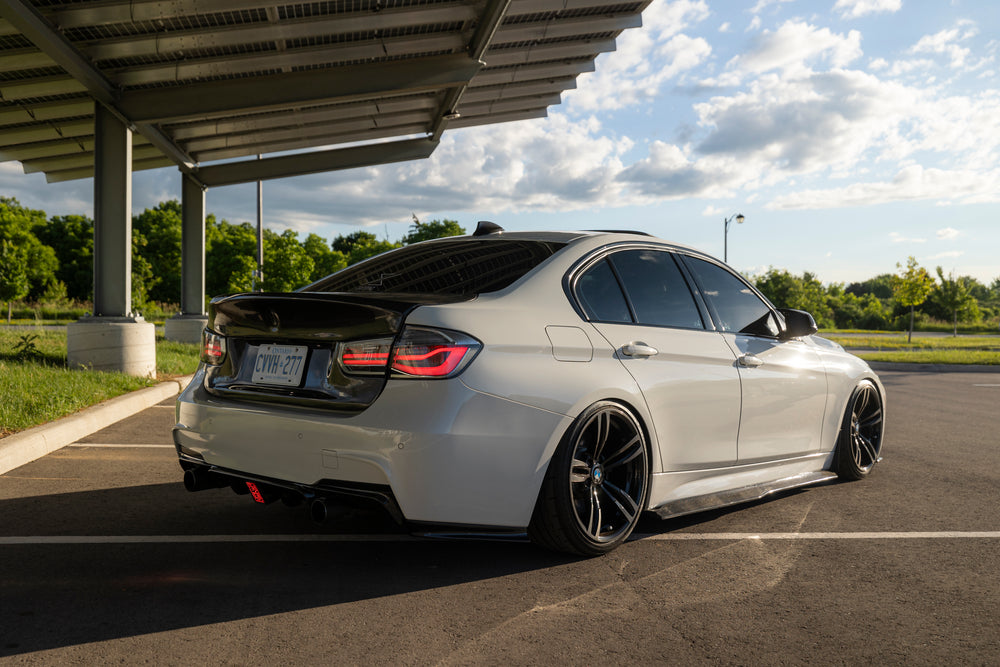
[0,0,650,185]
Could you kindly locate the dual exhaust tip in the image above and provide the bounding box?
[183,467,333,524]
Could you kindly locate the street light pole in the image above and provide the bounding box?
[723,213,745,263]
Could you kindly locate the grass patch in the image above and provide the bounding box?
[0,327,199,437]
[825,335,1000,351]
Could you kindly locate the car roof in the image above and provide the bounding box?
[441,229,710,259]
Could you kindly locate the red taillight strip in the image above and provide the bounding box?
[341,351,390,367]
[391,346,469,376]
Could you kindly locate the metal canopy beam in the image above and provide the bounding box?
[193,125,430,163]
[194,137,439,187]
[118,54,484,123]
[0,0,197,175]
[111,34,469,87]
[84,4,477,61]
[166,96,439,141]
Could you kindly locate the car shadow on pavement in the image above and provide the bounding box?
[0,482,583,657]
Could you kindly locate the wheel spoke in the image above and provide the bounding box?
[855,387,871,416]
[601,481,638,524]
[859,408,882,429]
[603,434,642,471]
[590,411,611,462]
[570,457,590,484]
[857,433,878,465]
[588,487,602,538]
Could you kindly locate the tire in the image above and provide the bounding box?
[834,380,884,481]
[529,401,649,556]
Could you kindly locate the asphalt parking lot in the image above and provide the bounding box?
[2,369,998,665]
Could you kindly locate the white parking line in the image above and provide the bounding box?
[973,384,1000,387]
[1,531,998,545]
[67,444,175,448]
[0,535,421,545]
[636,531,1000,540]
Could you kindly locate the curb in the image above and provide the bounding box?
[867,362,1000,373]
[0,375,194,476]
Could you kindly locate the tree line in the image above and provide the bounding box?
[2,195,999,331]
[0,197,461,315]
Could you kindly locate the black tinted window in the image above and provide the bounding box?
[304,239,565,296]
[576,259,631,323]
[684,256,778,335]
[609,250,703,329]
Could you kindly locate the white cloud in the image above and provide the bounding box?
[909,21,977,69]
[720,20,862,83]
[750,0,795,13]
[834,0,902,20]
[719,22,732,33]
[937,227,961,240]
[767,166,1000,210]
[925,250,965,260]
[566,0,711,113]
[889,232,926,243]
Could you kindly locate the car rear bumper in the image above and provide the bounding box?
[173,367,573,528]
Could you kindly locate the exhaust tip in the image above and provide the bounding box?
[182,468,199,492]
[310,498,328,524]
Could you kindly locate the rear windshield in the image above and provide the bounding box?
[302,238,566,296]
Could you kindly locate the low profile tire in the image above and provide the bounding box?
[529,401,649,556]
[834,380,884,481]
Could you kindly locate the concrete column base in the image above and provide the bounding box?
[67,316,156,378]
[164,313,208,344]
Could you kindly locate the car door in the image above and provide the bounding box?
[680,255,828,463]
[573,248,742,471]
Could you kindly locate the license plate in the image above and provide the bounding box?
[252,344,307,386]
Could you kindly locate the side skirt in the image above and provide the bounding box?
[650,470,838,520]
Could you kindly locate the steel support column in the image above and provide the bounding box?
[165,173,209,343]
[67,103,156,376]
[93,103,132,317]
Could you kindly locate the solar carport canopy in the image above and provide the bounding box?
[0,0,652,187]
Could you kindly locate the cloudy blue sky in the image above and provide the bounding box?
[2,0,998,285]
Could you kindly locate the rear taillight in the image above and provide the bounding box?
[339,327,480,379]
[201,329,227,365]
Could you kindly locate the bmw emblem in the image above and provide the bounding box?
[592,465,604,485]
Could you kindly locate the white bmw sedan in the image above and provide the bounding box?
[174,225,884,555]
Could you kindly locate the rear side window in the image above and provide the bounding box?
[304,239,565,296]
[576,259,631,323]
[684,256,779,336]
[609,250,704,329]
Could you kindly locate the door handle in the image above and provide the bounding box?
[738,354,764,368]
[621,342,658,358]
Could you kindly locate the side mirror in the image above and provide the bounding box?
[778,308,818,339]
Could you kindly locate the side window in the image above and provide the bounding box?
[684,256,779,336]
[575,259,632,323]
[608,250,704,329]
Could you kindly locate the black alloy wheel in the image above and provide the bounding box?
[835,380,884,480]
[529,401,649,556]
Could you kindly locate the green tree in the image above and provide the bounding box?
[0,239,30,322]
[402,216,465,244]
[931,267,980,336]
[846,273,895,300]
[131,227,157,313]
[133,201,183,303]
[262,229,314,292]
[206,218,257,296]
[302,232,347,282]
[893,256,935,342]
[0,197,59,301]
[754,268,803,310]
[34,214,93,302]
[332,230,400,265]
